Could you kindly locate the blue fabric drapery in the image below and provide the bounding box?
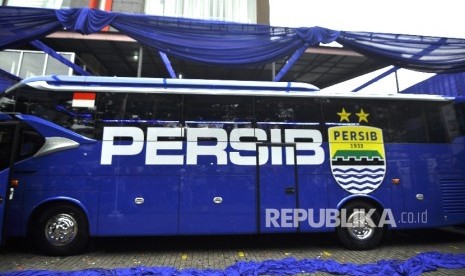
[337,31,465,73]
[109,13,338,66]
[402,72,465,96]
[0,7,60,49]
[0,68,21,93]
[2,6,465,76]
[3,252,465,276]
[56,7,116,35]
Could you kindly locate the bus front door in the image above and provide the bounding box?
[0,120,19,245]
[258,143,298,233]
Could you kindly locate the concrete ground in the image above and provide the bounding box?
[0,228,464,275]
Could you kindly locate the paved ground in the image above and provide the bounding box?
[0,228,464,275]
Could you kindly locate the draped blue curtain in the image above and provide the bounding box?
[402,72,465,96]
[0,68,21,93]
[3,252,465,275]
[54,7,339,66]
[337,31,465,73]
[2,6,465,73]
[0,7,60,49]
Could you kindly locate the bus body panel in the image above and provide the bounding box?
[179,174,256,234]
[97,175,179,236]
[258,144,298,233]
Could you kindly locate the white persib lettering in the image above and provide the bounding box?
[186,128,228,165]
[100,127,325,165]
[100,127,144,165]
[285,129,324,165]
[146,128,184,165]
[230,128,267,165]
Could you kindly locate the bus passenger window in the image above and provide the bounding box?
[97,93,127,122]
[183,95,253,129]
[255,97,321,128]
[424,102,448,143]
[455,102,465,137]
[124,93,182,127]
[387,101,427,143]
[95,93,128,139]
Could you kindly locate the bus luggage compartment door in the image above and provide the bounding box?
[258,143,298,233]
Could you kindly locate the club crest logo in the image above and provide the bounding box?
[328,126,386,194]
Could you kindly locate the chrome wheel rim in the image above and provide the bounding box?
[346,210,375,240]
[45,213,78,246]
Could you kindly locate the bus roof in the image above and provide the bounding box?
[11,75,318,93]
[8,75,455,101]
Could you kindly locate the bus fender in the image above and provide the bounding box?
[336,194,385,211]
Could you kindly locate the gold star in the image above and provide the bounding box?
[337,108,351,122]
[356,108,369,123]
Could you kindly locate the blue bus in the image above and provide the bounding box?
[0,75,464,255]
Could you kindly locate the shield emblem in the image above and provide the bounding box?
[328,126,386,194]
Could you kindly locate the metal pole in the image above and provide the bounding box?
[137,46,143,77]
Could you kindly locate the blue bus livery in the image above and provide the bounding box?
[0,75,464,255]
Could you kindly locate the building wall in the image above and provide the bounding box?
[3,0,269,24]
[4,0,87,8]
[257,0,269,25]
[112,0,144,13]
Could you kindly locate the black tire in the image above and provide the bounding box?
[32,204,89,256]
[336,201,384,250]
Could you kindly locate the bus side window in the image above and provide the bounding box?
[387,101,428,143]
[95,93,128,139]
[18,126,45,161]
[455,102,465,137]
[183,95,254,130]
[124,93,182,128]
[424,102,448,143]
[0,125,15,170]
[255,96,321,131]
[430,101,465,143]
[320,98,380,142]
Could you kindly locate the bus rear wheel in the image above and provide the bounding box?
[336,201,384,250]
[32,204,89,255]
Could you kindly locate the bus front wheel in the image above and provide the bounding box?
[336,201,384,250]
[32,204,89,255]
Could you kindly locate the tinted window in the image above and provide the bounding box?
[95,93,183,140]
[255,96,321,125]
[184,95,253,128]
[0,125,15,170]
[321,98,386,141]
[321,98,449,143]
[455,102,465,138]
[0,125,45,170]
[124,93,182,124]
[8,88,96,139]
[18,126,45,160]
[424,102,448,143]
[96,92,127,122]
[436,101,465,142]
[322,98,374,127]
